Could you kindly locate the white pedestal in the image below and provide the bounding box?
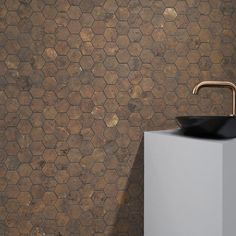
[144,130,236,236]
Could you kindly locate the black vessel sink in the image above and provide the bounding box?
[176,116,236,139]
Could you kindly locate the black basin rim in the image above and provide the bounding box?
[175,116,236,139]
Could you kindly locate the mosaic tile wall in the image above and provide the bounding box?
[0,0,236,235]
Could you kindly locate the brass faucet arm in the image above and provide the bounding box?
[192,81,236,116]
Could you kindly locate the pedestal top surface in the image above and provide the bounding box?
[145,129,236,145]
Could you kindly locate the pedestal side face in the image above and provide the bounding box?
[223,140,236,236]
[144,132,223,236]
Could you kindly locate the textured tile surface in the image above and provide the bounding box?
[0,0,236,235]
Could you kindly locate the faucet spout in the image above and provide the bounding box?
[192,81,236,116]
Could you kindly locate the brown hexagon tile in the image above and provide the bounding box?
[163,8,177,21]
[79,0,95,13]
[116,49,130,63]
[199,57,212,71]
[31,185,45,199]
[104,42,118,56]
[43,48,57,62]
[30,141,45,155]
[80,12,94,27]
[104,113,119,128]
[18,163,32,177]
[5,199,20,213]
[5,127,17,142]
[198,16,210,30]
[55,99,70,113]
[104,99,119,113]
[140,77,154,92]
[103,56,118,70]
[67,20,82,34]
[80,28,94,42]
[80,55,94,70]
[42,106,57,120]
[57,212,69,227]
[210,9,223,22]
[55,170,69,183]
[92,63,106,77]
[5,171,19,185]
[5,142,20,156]
[187,22,201,36]
[163,21,177,35]
[91,160,106,177]
[175,1,188,14]
[18,177,32,192]
[92,35,106,49]
[17,191,32,206]
[56,0,70,12]
[104,211,116,226]
[55,42,70,56]
[210,50,223,64]
[18,221,33,234]
[43,5,57,19]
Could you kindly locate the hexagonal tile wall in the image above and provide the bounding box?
[0,0,236,235]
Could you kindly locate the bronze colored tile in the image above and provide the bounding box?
[116,35,129,49]
[128,28,142,43]
[163,21,177,35]
[199,15,211,29]
[80,84,94,98]
[68,106,81,119]
[68,20,82,34]
[80,42,94,56]
[80,0,95,13]
[128,43,142,56]
[92,92,106,105]
[5,142,20,156]
[104,99,118,112]
[5,171,19,184]
[42,106,57,120]
[43,48,57,61]
[31,185,45,199]
[56,212,69,226]
[55,170,69,183]
[55,99,69,113]
[140,77,154,92]
[30,141,45,155]
[116,7,130,20]
[163,8,177,21]
[187,22,201,36]
[175,1,187,14]
[210,50,223,63]
[18,163,32,177]
[92,21,106,35]
[56,0,70,12]
[80,28,94,41]
[68,119,82,134]
[80,13,94,27]
[104,0,118,13]
[80,55,94,70]
[104,113,119,128]
[116,49,130,63]
[18,177,32,192]
[43,5,57,19]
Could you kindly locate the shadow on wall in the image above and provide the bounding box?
[110,136,144,236]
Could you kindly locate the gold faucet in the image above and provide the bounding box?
[192,81,236,116]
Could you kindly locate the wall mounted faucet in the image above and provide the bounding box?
[193,81,236,116]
